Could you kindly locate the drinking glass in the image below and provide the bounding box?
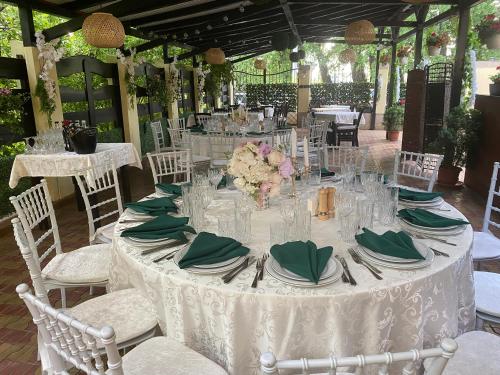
[339,211,359,244]
[335,190,356,216]
[296,210,312,241]
[378,186,399,225]
[341,164,356,191]
[308,167,321,186]
[270,221,286,246]
[357,198,374,229]
[280,199,297,224]
[235,210,252,244]
[218,214,235,238]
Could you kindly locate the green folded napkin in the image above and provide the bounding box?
[398,208,469,228]
[189,127,205,133]
[321,168,335,177]
[355,228,425,260]
[179,232,250,268]
[399,188,443,202]
[125,197,177,216]
[120,215,195,242]
[155,183,182,197]
[217,175,227,189]
[270,241,333,284]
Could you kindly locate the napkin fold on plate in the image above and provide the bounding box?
[398,208,469,228]
[399,188,443,202]
[320,168,336,177]
[179,232,250,268]
[270,241,333,284]
[155,183,182,197]
[125,197,177,216]
[120,215,195,242]
[355,228,425,260]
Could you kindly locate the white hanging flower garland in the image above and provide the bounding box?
[166,57,180,104]
[116,48,144,105]
[195,65,207,98]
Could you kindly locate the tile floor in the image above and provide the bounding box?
[0,130,498,374]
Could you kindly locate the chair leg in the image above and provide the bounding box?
[60,287,66,309]
[89,286,94,295]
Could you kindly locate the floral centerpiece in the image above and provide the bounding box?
[475,14,500,49]
[227,142,294,208]
[490,66,500,96]
[426,32,450,56]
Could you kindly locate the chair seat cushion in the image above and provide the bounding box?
[42,244,110,284]
[70,288,157,346]
[121,336,228,375]
[474,271,500,316]
[440,331,500,375]
[473,231,500,261]
[94,222,118,244]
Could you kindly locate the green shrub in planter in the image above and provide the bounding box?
[383,105,404,131]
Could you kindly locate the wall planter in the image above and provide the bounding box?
[485,34,500,49]
[386,130,400,142]
[490,83,500,96]
[428,46,440,56]
[399,56,408,65]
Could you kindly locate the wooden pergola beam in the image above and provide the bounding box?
[4,0,75,18]
[280,0,302,46]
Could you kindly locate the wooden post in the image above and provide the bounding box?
[117,57,142,156]
[370,28,384,130]
[450,3,470,108]
[414,6,429,69]
[297,64,311,127]
[387,27,400,108]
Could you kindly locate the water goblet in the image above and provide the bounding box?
[269,221,286,246]
[339,211,359,244]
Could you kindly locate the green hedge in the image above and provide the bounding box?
[310,83,373,107]
[246,83,297,111]
[0,154,30,217]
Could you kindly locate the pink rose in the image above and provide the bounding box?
[258,142,272,156]
[278,158,294,179]
[260,181,272,193]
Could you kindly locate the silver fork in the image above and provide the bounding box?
[259,254,269,281]
[348,249,383,280]
[251,258,263,288]
[408,231,457,246]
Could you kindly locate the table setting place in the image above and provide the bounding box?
[114,163,471,291]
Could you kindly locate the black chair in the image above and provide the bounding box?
[334,106,369,147]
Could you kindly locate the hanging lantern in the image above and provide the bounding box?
[254,59,267,70]
[345,20,376,45]
[298,49,306,60]
[289,52,299,63]
[82,13,125,48]
[339,48,357,64]
[205,48,225,64]
[271,32,289,51]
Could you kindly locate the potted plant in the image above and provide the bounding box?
[383,105,404,141]
[490,66,500,96]
[426,32,450,56]
[428,106,483,186]
[380,53,391,67]
[396,45,412,65]
[475,14,500,49]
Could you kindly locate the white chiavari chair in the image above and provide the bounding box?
[167,117,186,131]
[472,161,500,263]
[10,181,110,308]
[167,128,211,169]
[322,146,368,173]
[197,114,211,127]
[75,157,123,245]
[147,150,191,185]
[301,112,315,128]
[276,117,287,129]
[17,284,227,375]
[272,129,292,152]
[150,120,170,153]
[260,339,458,375]
[302,121,328,162]
[207,131,235,169]
[393,151,444,192]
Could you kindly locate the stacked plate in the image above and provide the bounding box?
[399,195,444,209]
[173,245,246,275]
[356,241,435,270]
[399,216,467,236]
[124,233,194,255]
[265,256,343,288]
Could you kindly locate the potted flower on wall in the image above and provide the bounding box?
[426,32,450,56]
[475,14,500,49]
[396,45,412,65]
[380,53,391,67]
[490,66,500,96]
[383,105,404,142]
[428,106,483,186]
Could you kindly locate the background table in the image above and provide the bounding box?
[314,110,366,125]
[190,133,274,157]
[110,190,475,375]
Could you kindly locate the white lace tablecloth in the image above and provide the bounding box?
[190,134,274,157]
[9,143,142,188]
[314,110,366,125]
[110,191,475,375]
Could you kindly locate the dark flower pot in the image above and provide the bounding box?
[386,130,400,142]
[490,83,500,97]
[485,34,500,49]
[437,166,462,186]
[70,128,97,154]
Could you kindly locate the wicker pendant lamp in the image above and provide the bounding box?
[205,48,226,64]
[345,20,376,45]
[82,13,125,48]
[339,48,357,64]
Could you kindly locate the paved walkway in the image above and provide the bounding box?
[0,130,497,374]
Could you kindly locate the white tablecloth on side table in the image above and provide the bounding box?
[110,190,475,375]
[9,143,142,188]
[190,133,274,157]
[314,110,366,125]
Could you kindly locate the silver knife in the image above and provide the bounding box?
[223,257,256,283]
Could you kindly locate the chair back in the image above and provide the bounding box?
[9,179,62,264]
[394,151,444,192]
[322,146,368,173]
[482,161,500,232]
[207,132,235,169]
[302,113,315,129]
[309,121,328,151]
[260,339,457,375]
[150,120,166,153]
[75,157,123,244]
[167,117,186,131]
[17,283,125,375]
[273,129,292,151]
[195,113,211,127]
[147,150,191,184]
[276,117,287,129]
[168,128,193,151]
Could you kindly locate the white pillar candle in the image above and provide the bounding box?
[291,128,297,158]
[303,136,309,167]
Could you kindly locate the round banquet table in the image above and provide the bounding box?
[190,133,274,157]
[110,189,475,375]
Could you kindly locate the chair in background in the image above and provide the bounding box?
[194,113,211,128]
[472,161,500,263]
[10,181,110,308]
[393,150,444,192]
[260,338,457,375]
[17,284,227,375]
[147,150,191,185]
[308,121,328,152]
[334,107,367,147]
[473,271,500,331]
[302,112,315,129]
[75,157,123,245]
[167,117,186,130]
[322,145,369,173]
[167,128,211,170]
[207,132,235,169]
[272,129,292,153]
[275,117,287,129]
[150,120,170,153]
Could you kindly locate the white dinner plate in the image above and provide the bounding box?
[193,256,240,269]
[398,218,467,236]
[270,256,337,282]
[173,246,246,274]
[357,243,434,270]
[265,257,343,288]
[399,196,442,204]
[400,217,460,232]
[359,237,430,264]
[123,236,178,246]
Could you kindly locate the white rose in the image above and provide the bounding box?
[267,150,285,166]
